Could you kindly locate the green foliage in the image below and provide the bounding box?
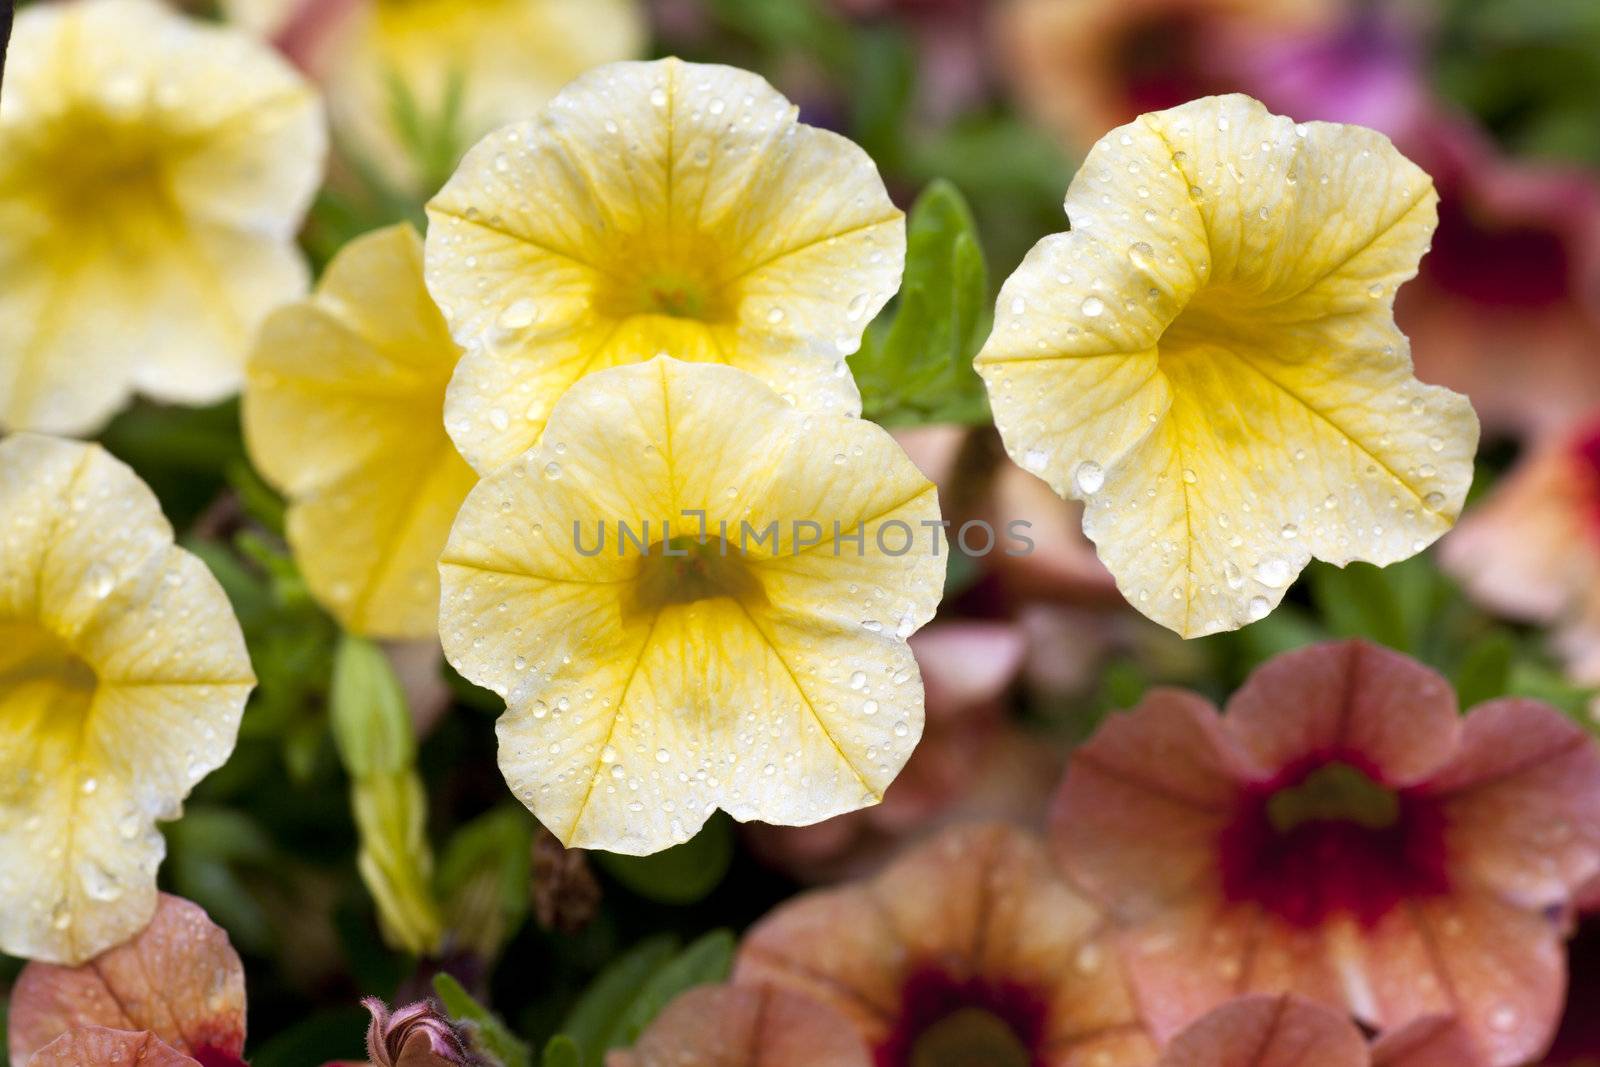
[851,179,991,425]
[434,973,534,1067]
[593,815,734,905]
[557,932,735,1067]
[436,806,536,960]
[541,1035,582,1067]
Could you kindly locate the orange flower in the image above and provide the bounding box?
[1158,995,1483,1067]
[8,894,247,1067]
[996,0,1329,150]
[1399,119,1600,438]
[1054,640,1600,1066]
[1442,416,1600,684]
[736,822,1156,1067]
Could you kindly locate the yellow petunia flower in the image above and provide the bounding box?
[243,223,477,639]
[0,0,324,437]
[425,57,905,475]
[219,0,645,191]
[439,358,944,854]
[974,94,1479,638]
[0,435,254,965]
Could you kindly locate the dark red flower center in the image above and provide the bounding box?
[1569,424,1600,542]
[1426,194,1571,309]
[878,965,1047,1067]
[193,1046,250,1067]
[1115,13,1225,118]
[1218,753,1450,928]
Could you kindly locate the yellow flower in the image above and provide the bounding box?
[425,57,905,475]
[0,0,324,436]
[0,435,254,964]
[220,0,645,191]
[243,224,476,639]
[974,94,1479,638]
[439,358,943,854]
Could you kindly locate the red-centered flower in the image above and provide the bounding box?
[1054,640,1600,1067]
[1398,117,1600,437]
[996,0,1330,150]
[1443,416,1600,685]
[8,895,248,1067]
[735,822,1157,1067]
[607,983,873,1067]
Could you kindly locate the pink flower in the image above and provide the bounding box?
[1054,640,1600,1066]
[1159,995,1483,1067]
[607,983,872,1067]
[361,998,473,1067]
[8,895,248,1067]
[736,822,1158,1067]
[1398,118,1600,438]
[1442,417,1600,683]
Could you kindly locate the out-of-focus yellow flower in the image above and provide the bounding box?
[0,0,324,436]
[439,358,943,854]
[425,57,905,475]
[975,94,1478,638]
[220,0,645,191]
[244,224,476,639]
[0,435,254,965]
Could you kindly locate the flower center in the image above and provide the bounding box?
[910,1008,1033,1067]
[191,1047,250,1067]
[1266,761,1399,833]
[628,536,765,615]
[1218,755,1450,928]
[0,620,99,801]
[595,244,739,326]
[879,966,1045,1067]
[1114,12,1220,118]
[1425,195,1570,309]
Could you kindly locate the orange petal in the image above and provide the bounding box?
[607,983,871,1067]
[1052,688,1248,915]
[1157,994,1367,1067]
[1222,641,1461,786]
[9,895,245,1065]
[1371,1016,1487,1067]
[28,1027,197,1067]
[1424,698,1600,907]
[1356,892,1564,1067]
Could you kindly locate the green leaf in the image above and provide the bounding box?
[611,931,736,1048]
[433,973,533,1067]
[594,814,733,905]
[850,180,992,426]
[542,1035,582,1067]
[436,806,535,959]
[562,936,679,1067]
[1454,631,1517,708]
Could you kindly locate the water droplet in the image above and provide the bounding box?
[1080,296,1106,318]
[1181,468,1197,484]
[1247,595,1271,621]
[649,87,668,108]
[497,299,540,330]
[849,670,867,690]
[1023,449,1049,473]
[1075,461,1105,494]
[544,462,562,479]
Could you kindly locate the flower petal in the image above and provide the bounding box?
[0,435,253,964]
[440,359,939,853]
[1423,698,1600,907]
[426,57,899,473]
[1157,995,1368,1067]
[1371,1016,1487,1067]
[28,1028,197,1067]
[976,94,1477,637]
[1357,893,1564,1067]
[608,983,872,1067]
[1221,640,1462,785]
[8,895,245,1065]
[0,0,323,435]
[244,223,477,638]
[1052,688,1249,914]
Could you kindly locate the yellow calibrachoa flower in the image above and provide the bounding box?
[220,0,645,191]
[0,0,324,437]
[243,224,477,638]
[439,358,944,854]
[0,435,254,965]
[425,57,905,475]
[974,94,1479,637]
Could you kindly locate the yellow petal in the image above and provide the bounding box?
[244,224,477,639]
[439,358,942,854]
[426,57,902,474]
[0,0,324,436]
[0,435,254,964]
[976,94,1479,637]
